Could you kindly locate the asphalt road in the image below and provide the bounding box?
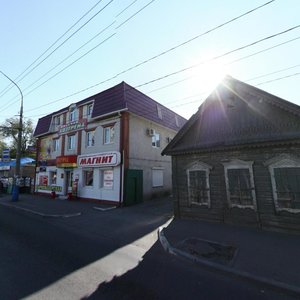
[0,201,296,300]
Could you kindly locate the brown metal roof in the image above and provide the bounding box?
[162,76,300,155]
[34,82,186,137]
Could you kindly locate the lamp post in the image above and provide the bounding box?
[0,71,23,201]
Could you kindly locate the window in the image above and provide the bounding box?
[53,138,59,152]
[223,159,256,209]
[103,125,115,144]
[175,115,179,127]
[87,104,93,117]
[100,169,114,189]
[266,154,300,212]
[69,106,77,122]
[84,169,94,186]
[152,168,164,187]
[157,105,163,120]
[67,135,75,150]
[152,132,160,148]
[274,168,300,209]
[187,162,211,207]
[86,131,95,147]
[54,115,60,126]
[49,171,57,185]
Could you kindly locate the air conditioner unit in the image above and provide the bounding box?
[146,128,155,136]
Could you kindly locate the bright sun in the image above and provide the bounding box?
[188,60,228,96]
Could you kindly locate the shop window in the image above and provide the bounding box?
[67,135,76,150]
[223,159,256,209]
[49,171,57,185]
[187,162,211,207]
[103,125,115,144]
[86,131,95,147]
[84,169,94,186]
[266,154,300,213]
[53,138,59,152]
[152,132,160,148]
[152,168,163,187]
[100,169,114,189]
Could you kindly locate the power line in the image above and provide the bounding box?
[20,22,116,96]
[0,0,106,98]
[116,0,138,17]
[115,0,156,29]
[134,24,300,89]
[15,0,154,98]
[5,0,275,109]
[256,72,300,86]
[145,35,300,95]
[246,63,300,82]
[5,0,156,108]
[23,24,300,115]
[25,70,300,121]
[1,0,115,106]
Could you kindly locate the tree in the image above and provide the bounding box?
[0,138,9,155]
[0,118,36,159]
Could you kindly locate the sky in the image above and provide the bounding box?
[0,0,299,128]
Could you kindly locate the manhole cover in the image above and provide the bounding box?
[176,238,237,265]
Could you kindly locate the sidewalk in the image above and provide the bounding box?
[2,192,300,296]
[0,193,116,217]
[159,218,300,296]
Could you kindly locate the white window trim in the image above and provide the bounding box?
[67,135,76,150]
[53,138,59,152]
[86,131,95,147]
[83,168,94,188]
[87,104,93,118]
[265,154,300,213]
[152,132,160,148]
[186,161,212,208]
[223,159,257,210]
[103,126,115,144]
[152,167,164,188]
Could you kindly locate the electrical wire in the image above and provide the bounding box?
[22,24,300,115]
[0,0,107,98]
[2,0,275,109]
[4,0,156,108]
[24,70,300,121]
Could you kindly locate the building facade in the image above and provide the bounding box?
[162,76,300,233]
[34,82,186,205]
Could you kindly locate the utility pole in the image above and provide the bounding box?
[0,71,23,201]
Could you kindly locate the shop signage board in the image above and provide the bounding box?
[58,119,87,135]
[2,148,10,162]
[78,152,121,167]
[56,155,77,168]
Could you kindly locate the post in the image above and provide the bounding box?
[0,71,23,201]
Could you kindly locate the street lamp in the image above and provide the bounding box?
[0,71,23,201]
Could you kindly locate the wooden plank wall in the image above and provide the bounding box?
[172,145,300,233]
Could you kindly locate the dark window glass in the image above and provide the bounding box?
[189,170,209,205]
[228,168,253,206]
[274,168,300,209]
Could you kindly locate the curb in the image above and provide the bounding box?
[0,202,82,218]
[158,226,300,298]
[93,206,117,211]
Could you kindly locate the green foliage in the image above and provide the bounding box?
[0,117,36,158]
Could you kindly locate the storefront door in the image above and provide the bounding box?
[65,170,73,195]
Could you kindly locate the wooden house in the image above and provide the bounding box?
[162,76,300,233]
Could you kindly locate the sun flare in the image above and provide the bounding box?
[188,61,228,96]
